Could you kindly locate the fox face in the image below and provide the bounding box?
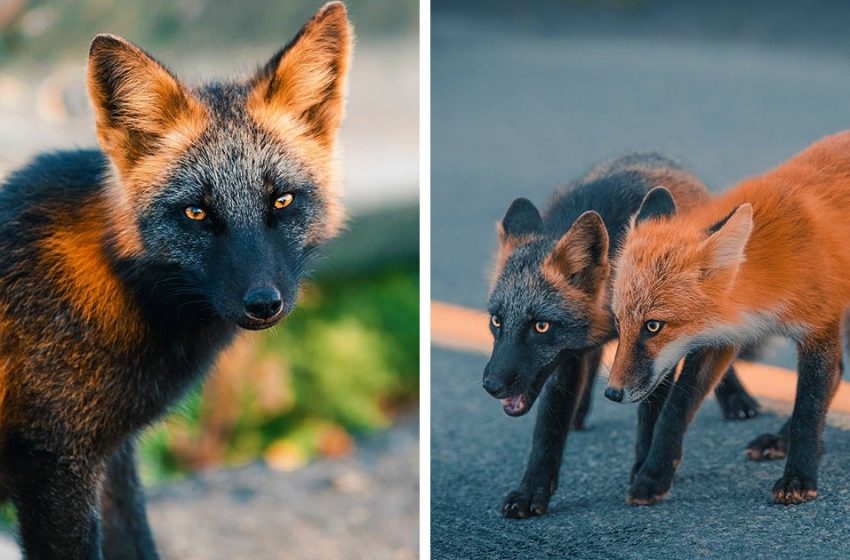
[86,3,351,330]
[608,187,753,402]
[484,198,610,416]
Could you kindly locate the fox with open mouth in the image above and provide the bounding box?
[483,153,760,518]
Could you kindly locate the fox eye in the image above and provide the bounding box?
[491,315,502,328]
[183,206,207,221]
[645,320,664,335]
[534,321,550,334]
[274,193,294,209]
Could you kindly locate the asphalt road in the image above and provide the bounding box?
[431,349,850,559]
[431,7,850,559]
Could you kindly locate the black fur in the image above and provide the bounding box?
[635,186,677,224]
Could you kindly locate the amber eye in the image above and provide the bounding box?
[534,321,550,334]
[491,315,502,328]
[183,206,207,221]
[645,320,664,334]
[274,193,294,209]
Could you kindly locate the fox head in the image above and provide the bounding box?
[86,2,352,330]
[607,187,753,402]
[483,198,611,416]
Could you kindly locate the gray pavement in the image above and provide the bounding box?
[431,6,850,559]
[432,349,850,559]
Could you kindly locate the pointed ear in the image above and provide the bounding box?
[701,204,753,271]
[546,211,609,293]
[500,198,543,241]
[635,186,677,224]
[248,2,352,149]
[87,34,206,175]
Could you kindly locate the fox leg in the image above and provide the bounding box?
[502,348,599,518]
[631,368,675,482]
[746,419,790,461]
[7,434,104,560]
[628,347,736,505]
[747,353,842,462]
[572,351,600,431]
[772,326,841,505]
[714,366,760,420]
[101,439,159,559]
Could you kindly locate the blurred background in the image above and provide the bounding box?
[0,1,418,558]
[431,1,850,558]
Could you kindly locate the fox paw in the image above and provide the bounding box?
[717,390,759,420]
[627,471,673,506]
[772,474,817,505]
[501,483,552,519]
[746,433,788,461]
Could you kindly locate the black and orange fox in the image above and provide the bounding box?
[0,3,351,557]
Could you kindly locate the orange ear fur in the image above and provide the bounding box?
[87,34,207,177]
[702,204,754,271]
[247,2,353,150]
[545,211,609,293]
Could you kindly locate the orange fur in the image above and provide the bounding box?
[611,130,850,388]
[542,212,611,341]
[87,34,209,258]
[489,222,538,287]
[247,1,352,242]
[40,202,144,346]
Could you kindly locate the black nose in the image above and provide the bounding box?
[482,377,505,397]
[243,287,283,320]
[604,386,624,403]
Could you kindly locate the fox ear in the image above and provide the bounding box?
[248,2,352,149]
[547,211,609,293]
[500,198,543,241]
[702,204,754,271]
[635,186,677,224]
[87,34,206,175]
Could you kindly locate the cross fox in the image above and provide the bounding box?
[0,3,351,557]
[607,131,850,505]
[483,153,759,518]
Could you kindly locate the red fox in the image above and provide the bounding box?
[0,3,351,557]
[607,130,850,506]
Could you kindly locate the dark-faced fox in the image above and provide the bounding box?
[0,3,351,557]
[483,153,760,518]
[608,131,850,505]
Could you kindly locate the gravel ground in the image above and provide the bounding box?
[0,419,418,560]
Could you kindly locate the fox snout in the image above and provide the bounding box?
[236,283,297,330]
[604,386,625,403]
[243,286,284,321]
[605,342,663,403]
[482,363,515,399]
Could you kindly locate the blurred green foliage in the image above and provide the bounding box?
[138,264,419,484]
[0,0,418,64]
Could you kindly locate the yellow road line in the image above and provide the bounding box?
[430,300,850,419]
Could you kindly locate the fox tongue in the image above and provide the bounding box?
[501,394,526,415]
